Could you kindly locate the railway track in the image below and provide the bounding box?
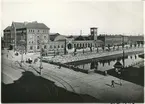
[28,65,76,93]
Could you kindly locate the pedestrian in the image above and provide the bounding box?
[104,71,107,76]
[111,80,115,87]
[58,63,61,69]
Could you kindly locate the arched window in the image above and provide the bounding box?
[74,44,76,48]
[30,46,33,50]
[77,44,79,48]
[83,43,84,48]
[86,43,87,47]
[88,43,90,47]
[67,43,72,49]
[58,45,60,48]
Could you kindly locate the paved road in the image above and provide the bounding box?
[1,48,144,102]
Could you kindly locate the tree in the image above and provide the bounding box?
[102,45,105,52]
[134,43,136,48]
[130,43,132,48]
[96,46,99,53]
[90,46,92,52]
[113,45,115,51]
[74,48,77,56]
[107,44,111,51]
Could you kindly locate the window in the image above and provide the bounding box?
[90,43,92,47]
[33,30,34,32]
[30,46,33,50]
[77,44,79,48]
[61,45,63,48]
[54,46,56,48]
[44,36,46,38]
[67,43,72,49]
[74,44,76,48]
[38,30,39,32]
[37,46,39,49]
[32,41,33,43]
[50,45,52,48]
[86,43,87,47]
[44,45,47,49]
[58,45,60,48]
[37,40,39,43]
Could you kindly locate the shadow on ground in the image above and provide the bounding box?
[107,66,144,86]
[2,71,100,103]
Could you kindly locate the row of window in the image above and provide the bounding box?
[37,36,47,39]
[29,29,48,33]
[29,43,96,50]
[30,45,47,50]
[49,43,94,49]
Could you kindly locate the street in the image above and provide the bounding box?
[1,47,144,102]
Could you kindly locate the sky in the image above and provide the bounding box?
[1,0,144,36]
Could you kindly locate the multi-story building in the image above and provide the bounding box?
[48,27,103,54]
[128,35,144,44]
[97,34,129,46]
[3,21,50,53]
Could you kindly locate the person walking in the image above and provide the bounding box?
[111,80,115,87]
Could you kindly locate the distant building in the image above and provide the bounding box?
[48,27,103,53]
[128,35,144,44]
[3,21,50,52]
[97,34,129,46]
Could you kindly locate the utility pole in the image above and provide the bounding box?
[20,30,26,67]
[64,39,67,55]
[122,35,125,69]
[39,34,43,74]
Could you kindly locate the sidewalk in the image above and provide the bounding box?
[2,48,144,102]
[28,61,143,102]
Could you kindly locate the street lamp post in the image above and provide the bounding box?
[121,35,125,85]
[122,35,125,69]
[20,31,26,66]
[39,35,43,74]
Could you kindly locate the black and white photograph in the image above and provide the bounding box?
[1,0,144,103]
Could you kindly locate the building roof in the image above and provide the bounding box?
[68,35,93,41]
[4,26,11,31]
[49,33,60,41]
[13,22,25,29]
[74,35,86,41]
[26,22,49,29]
[12,21,49,29]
